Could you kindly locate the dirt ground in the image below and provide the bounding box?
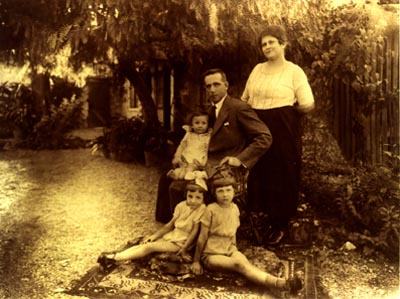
[0,149,398,299]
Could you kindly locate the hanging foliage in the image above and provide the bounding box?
[0,0,397,151]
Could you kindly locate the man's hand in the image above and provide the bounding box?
[190,261,203,275]
[219,156,242,167]
[192,159,202,167]
[171,157,181,168]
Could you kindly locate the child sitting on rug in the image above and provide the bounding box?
[97,178,207,270]
[190,174,304,296]
[167,109,212,180]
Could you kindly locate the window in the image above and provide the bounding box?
[128,84,140,109]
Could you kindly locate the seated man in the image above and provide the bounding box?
[156,68,272,223]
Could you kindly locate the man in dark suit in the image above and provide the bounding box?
[155,68,272,223]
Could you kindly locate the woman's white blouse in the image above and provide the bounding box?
[241,61,314,110]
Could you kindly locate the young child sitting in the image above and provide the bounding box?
[97,178,208,270]
[190,174,304,296]
[167,110,212,181]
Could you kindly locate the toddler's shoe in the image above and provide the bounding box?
[167,169,179,180]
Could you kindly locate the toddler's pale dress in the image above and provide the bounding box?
[167,125,212,180]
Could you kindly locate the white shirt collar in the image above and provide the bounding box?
[214,94,227,117]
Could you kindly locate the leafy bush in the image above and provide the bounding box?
[26,94,85,149]
[304,172,398,261]
[92,116,168,163]
[104,116,146,163]
[334,166,399,260]
[304,168,399,262]
[302,113,399,261]
[0,82,37,138]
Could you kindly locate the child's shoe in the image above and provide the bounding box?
[97,252,116,272]
[286,272,304,296]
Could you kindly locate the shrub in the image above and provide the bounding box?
[302,113,399,261]
[303,156,399,261]
[26,94,85,149]
[92,115,168,163]
[335,166,399,261]
[0,82,37,139]
[104,116,146,163]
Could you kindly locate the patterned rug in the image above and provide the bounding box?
[65,239,315,299]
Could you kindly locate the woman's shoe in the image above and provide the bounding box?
[97,252,116,271]
[265,229,285,246]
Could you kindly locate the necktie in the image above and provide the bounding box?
[209,105,216,127]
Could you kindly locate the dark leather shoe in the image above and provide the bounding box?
[286,273,304,295]
[265,229,284,246]
[97,252,116,271]
[262,224,273,238]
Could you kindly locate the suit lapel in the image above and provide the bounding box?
[212,97,230,136]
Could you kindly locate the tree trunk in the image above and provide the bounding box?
[118,58,159,126]
[31,71,50,117]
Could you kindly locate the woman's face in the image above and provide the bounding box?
[261,35,285,61]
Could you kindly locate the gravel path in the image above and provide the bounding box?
[0,149,161,299]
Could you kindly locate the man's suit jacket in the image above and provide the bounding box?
[207,95,272,169]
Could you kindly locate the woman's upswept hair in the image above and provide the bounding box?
[258,25,288,46]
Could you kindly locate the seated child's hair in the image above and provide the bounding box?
[209,168,237,195]
[186,109,209,126]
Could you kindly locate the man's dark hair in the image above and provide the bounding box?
[202,68,228,83]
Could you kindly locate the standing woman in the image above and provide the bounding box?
[241,25,315,245]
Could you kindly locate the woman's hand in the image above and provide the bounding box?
[172,157,181,168]
[190,261,203,275]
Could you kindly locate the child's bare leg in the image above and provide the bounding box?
[230,252,287,288]
[112,241,180,261]
[205,251,286,289]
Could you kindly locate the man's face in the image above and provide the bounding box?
[204,73,228,104]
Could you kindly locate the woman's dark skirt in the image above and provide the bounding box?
[247,106,303,229]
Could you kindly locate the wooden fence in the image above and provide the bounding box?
[332,29,399,167]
